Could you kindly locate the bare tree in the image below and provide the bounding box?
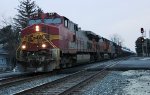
[0,25,18,69]
[110,34,124,46]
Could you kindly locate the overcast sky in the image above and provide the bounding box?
[1,0,150,51]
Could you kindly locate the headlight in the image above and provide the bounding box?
[35,25,40,32]
[42,44,46,48]
[21,45,26,49]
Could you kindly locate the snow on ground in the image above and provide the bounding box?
[139,57,150,60]
[123,70,150,95]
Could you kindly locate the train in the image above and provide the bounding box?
[16,12,133,72]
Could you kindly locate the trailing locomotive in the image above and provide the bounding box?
[16,12,128,72]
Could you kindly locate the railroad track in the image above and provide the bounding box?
[0,72,59,95]
[15,58,123,95]
[0,73,47,88]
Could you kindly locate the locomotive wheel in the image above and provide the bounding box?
[60,57,67,68]
[17,63,27,72]
[67,63,72,68]
[66,57,73,68]
[90,55,95,62]
[44,62,55,72]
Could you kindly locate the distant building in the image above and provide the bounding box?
[0,45,11,71]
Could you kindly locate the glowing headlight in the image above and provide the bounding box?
[35,25,40,32]
[21,45,26,49]
[42,44,46,48]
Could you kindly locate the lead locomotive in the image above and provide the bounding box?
[16,13,123,72]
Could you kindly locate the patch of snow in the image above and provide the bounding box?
[121,70,137,76]
[140,57,150,60]
[123,70,150,95]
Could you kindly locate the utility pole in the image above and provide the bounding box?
[146,38,148,56]
[149,30,150,56]
[149,30,150,39]
[141,28,145,56]
[145,30,148,56]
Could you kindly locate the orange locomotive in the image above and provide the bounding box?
[16,13,122,72]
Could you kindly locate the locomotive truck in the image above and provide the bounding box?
[16,12,126,72]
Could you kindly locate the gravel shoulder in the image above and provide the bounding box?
[75,70,150,95]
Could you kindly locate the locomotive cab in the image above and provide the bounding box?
[16,13,65,72]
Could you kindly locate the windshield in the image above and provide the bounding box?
[44,18,61,24]
[28,19,42,25]
[28,18,61,25]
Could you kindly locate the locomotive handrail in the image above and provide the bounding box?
[43,36,57,48]
[16,37,26,61]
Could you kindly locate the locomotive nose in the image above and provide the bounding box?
[19,24,49,51]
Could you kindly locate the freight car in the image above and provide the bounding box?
[16,12,130,72]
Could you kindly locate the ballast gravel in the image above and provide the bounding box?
[74,70,150,95]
